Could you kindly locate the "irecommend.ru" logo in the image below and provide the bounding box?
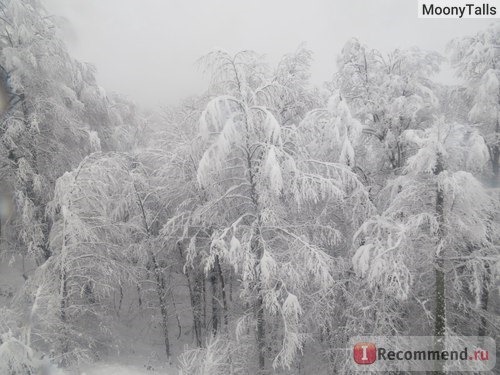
[350,336,496,372]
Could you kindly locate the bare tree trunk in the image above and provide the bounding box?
[229,272,233,302]
[169,283,182,340]
[134,184,170,358]
[210,267,219,336]
[256,292,265,371]
[178,243,202,346]
[202,275,207,331]
[490,117,499,187]
[215,255,228,328]
[194,273,205,345]
[137,284,142,307]
[60,272,68,323]
[150,254,171,359]
[434,153,446,375]
[478,263,491,337]
[59,269,70,366]
[116,284,123,316]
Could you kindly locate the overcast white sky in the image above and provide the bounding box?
[42,0,493,108]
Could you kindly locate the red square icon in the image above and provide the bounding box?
[353,342,377,364]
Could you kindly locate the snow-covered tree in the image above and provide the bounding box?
[271,44,320,126]
[335,39,443,172]
[0,0,106,268]
[28,149,182,364]
[353,120,498,373]
[18,153,138,365]
[448,23,500,186]
[168,49,374,373]
[299,90,362,167]
[0,0,143,266]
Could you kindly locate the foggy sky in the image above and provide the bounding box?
[43,0,493,108]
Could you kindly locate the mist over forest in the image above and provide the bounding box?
[0,1,499,374]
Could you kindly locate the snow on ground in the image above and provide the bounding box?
[80,363,171,375]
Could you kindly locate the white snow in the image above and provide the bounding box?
[79,363,171,375]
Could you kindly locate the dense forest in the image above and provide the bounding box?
[0,1,498,374]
